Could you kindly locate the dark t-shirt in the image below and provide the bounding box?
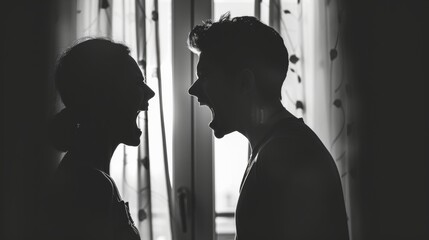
[235,117,349,240]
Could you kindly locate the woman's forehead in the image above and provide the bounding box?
[123,57,144,82]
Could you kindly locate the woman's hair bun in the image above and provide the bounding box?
[48,108,77,152]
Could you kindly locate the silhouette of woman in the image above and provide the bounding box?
[45,38,154,240]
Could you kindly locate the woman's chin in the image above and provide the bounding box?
[123,138,140,147]
[122,129,142,146]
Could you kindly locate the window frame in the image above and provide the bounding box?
[172,1,215,240]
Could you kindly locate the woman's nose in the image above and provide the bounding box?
[144,84,155,101]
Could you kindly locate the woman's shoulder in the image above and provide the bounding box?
[51,162,115,210]
[56,160,111,185]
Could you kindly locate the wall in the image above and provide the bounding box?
[346,1,429,239]
[2,1,60,239]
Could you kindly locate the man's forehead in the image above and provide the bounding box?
[196,54,207,74]
[197,52,218,72]
[198,52,208,64]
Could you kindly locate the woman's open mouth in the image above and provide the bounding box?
[141,103,149,111]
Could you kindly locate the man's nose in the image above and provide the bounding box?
[188,80,200,97]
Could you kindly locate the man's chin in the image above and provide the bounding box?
[210,122,230,139]
[213,131,226,139]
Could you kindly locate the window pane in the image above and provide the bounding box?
[214,133,249,239]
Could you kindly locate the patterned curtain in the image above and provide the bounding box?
[324,0,355,238]
[264,0,353,238]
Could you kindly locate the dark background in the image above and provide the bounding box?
[2,0,428,239]
[2,1,60,240]
[345,1,429,239]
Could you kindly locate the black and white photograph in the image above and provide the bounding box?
[2,0,428,240]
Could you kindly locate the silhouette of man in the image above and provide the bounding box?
[188,13,349,240]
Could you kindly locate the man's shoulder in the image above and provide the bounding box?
[260,118,332,159]
[257,133,322,164]
[271,118,323,147]
[255,128,336,182]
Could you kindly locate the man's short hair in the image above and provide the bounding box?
[188,13,289,99]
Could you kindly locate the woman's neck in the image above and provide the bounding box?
[68,126,119,174]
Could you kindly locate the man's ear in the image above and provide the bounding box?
[236,68,255,93]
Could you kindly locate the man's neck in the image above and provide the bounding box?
[240,103,293,155]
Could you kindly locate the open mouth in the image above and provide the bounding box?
[198,99,208,106]
[197,99,216,128]
[208,107,215,128]
[135,111,142,131]
[141,103,149,111]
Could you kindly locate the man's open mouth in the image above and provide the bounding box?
[197,98,216,126]
[198,99,208,106]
